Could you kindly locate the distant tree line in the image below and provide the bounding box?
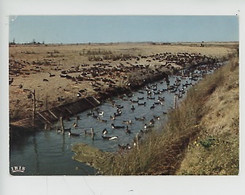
[9,38,45,45]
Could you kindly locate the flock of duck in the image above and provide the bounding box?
[54,61,223,152]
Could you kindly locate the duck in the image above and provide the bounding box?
[150,104,155,109]
[149,119,155,124]
[98,111,104,116]
[148,123,154,129]
[147,96,155,100]
[111,123,125,129]
[116,105,124,109]
[110,115,116,120]
[77,92,82,97]
[102,135,118,140]
[158,96,165,101]
[154,101,161,105]
[135,116,145,121]
[97,117,107,123]
[138,102,146,106]
[102,128,108,135]
[137,97,144,100]
[123,120,133,125]
[130,99,139,103]
[56,127,71,133]
[73,122,78,128]
[131,105,135,111]
[92,112,99,119]
[114,112,122,117]
[125,126,131,134]
[87,111,93,116]
[147,91,152,95]
[138,91,144,94]
[153,91,161,95]
[68,130,81,137]
[153,115,160,120]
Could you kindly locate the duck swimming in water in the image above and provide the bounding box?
[97,117,107,123]
[153,115,160,120]
[102,128,108,135]
[68,130,81,137]
[130,99,139,103]
[138,102,146,106]
[135,116,145,121]
[123,120,133,125]
[114,112,122,117]
[131,105,135,111]
[125,126,131,134]
[102,135,118,140]
[98,111,104,116]
[147,96,155,100]
[56,127,71,134]
[73,122,78,128]
[111,123,125,129]
[110,115,116,120]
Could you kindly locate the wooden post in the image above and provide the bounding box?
[32,89,36,127]
[75,116,78,126]
[60,117,64,135]
[136,133,139,151]
[91,128,95,140]
[174,95,178,109]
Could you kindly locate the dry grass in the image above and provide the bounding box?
[176,56,239,175]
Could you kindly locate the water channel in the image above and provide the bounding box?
[10,64,218,175]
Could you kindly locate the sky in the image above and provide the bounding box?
[9,16,239,43]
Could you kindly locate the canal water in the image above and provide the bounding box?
[10,64,218,175]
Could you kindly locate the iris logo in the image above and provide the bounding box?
[11,166,26,173]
